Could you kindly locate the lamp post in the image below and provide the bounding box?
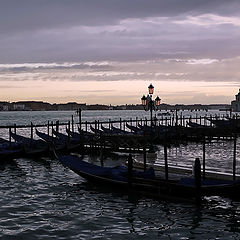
[141,83,161,152]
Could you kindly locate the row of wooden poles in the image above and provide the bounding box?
[1,110,238,180]
[138,135,238,181]
[1,112,239,131]
[3,112,238,148]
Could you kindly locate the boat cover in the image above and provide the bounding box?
[59,155,155,182]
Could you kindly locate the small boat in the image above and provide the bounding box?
[125,123,143,134]
[58,154,240,203]
[90,125,104,135]
[0,137,23,160]
[101,125,113,134]
[111,125,132,135]
[36,129,80,153]
[157,112,171,116]
[10,131,49,158]
[187,121,211,129]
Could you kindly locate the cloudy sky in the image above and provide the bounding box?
[1,0,240,104]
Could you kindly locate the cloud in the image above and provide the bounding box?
[0,62,112,72]
[1,0,238,34]
[0,57,240,84]
[174,14,240,27]
[1,1,240,62]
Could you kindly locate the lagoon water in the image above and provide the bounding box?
[0,110,240,239]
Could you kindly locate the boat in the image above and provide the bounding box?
[10,131,49,158]
[58,154,240,203]
[36,129,80,153]
[157,112,171,116]
[101,125,113,134]
[125,123,143,134]
[90,125,104,135]
[111,125,132,135]
[187,121,211,129]
[0,137,23,160]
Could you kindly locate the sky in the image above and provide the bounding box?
[0,0,240,105]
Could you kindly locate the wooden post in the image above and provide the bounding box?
[194,157,201,203]
[202,136,206,180]
[47,121,49,136]
[51,121,54,139]
[14,124,16,135]
[30,122,33,148]
[72,115,74,133]
[164,143,168,180]
[109,119,111,129]
[143,146,147,171]
[85,121,88,132]
[128,154,133,187]
[100,135,104,167]
[78,108,82,130]
[233,134,237,181]
[120,118,122,130]
[180,112,183,126]
[14,124,16,142]
[68,121,70,145]
[95,120,97,131]
[56,120,59,133]
[9,127,12,148]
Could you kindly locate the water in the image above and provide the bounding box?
[0,110,240,239]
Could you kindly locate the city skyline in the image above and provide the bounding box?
[0,1,240,104]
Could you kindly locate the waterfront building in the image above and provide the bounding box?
[231,89,240,112]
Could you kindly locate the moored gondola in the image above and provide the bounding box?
[58,154,240,203]
[10,131,49,158]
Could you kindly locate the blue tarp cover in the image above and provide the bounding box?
[59,155,155,182]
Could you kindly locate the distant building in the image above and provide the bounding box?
[13,103,25,110]
[0,101,10,111]
[231,89,240,112]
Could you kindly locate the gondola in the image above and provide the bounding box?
[125,123,143,134]
[58,154,240,203]
[10,131,49,158]
[187,121,211,129]
[90,125,104,135]
[0,137,23,160]
[111,125,132,135]
[101,125,113,134]
[36,129,80,153]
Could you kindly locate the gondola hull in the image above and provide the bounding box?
[59,155,240,203]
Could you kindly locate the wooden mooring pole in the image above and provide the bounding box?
[164,143,168,180]
[9,127,12,148]
[78,108,82,130]
[194,157,201,203]
[143,146,147,171]
[202,136,206,180]
[128,154,133,188]
[233,134,237,181]
[71,115,74,133]
[30,122,33,148]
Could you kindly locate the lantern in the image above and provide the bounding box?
[141,95,147,106]
[148,83,154,95]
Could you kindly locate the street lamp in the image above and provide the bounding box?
[141,83,161,152]
[141,83,161,128]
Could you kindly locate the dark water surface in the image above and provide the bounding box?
[1,110,240,239]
